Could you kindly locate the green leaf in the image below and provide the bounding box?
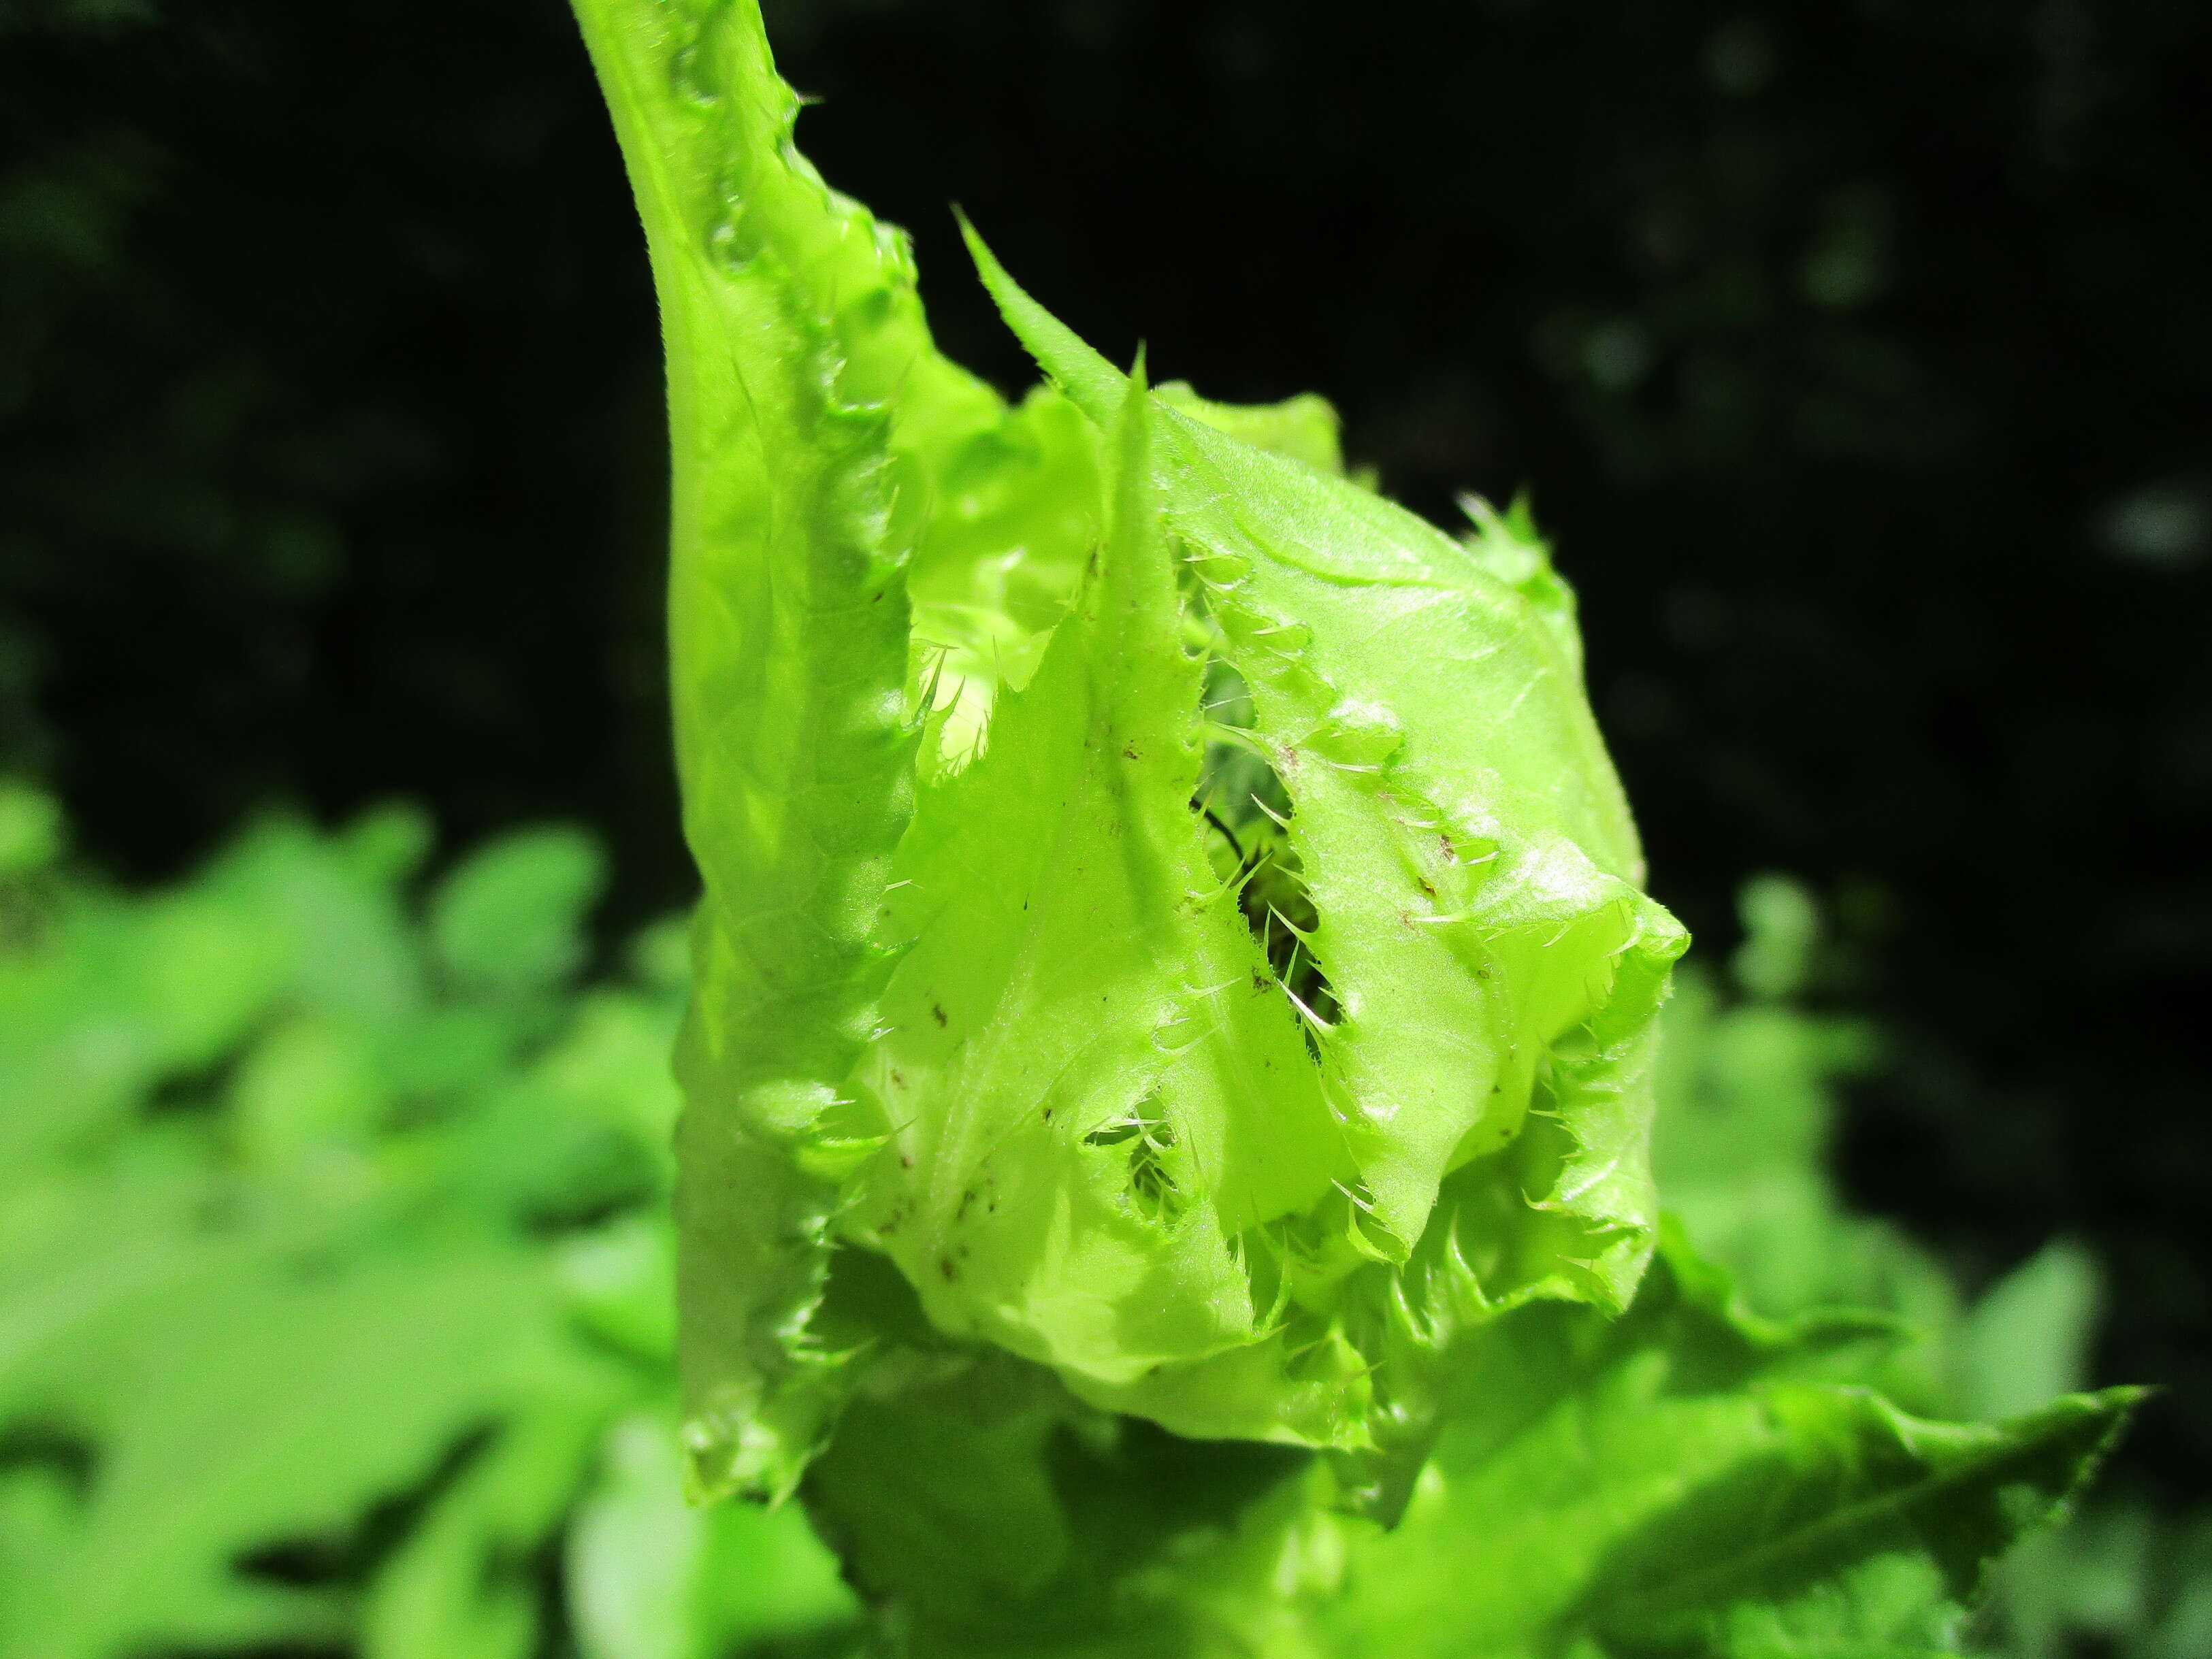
[943,216,1688,1497]
[1152,380,1348,479]
[0,778,63,878]
[791,1236,2134,1659]
[429,825,606,995]
[363,1390,611,1659]
[849,367,1365,1439]
[800,1339,1324,1659]
[570,1410,861,1659]
[1730,874,1823,1002]
[1650,903,1961,1414]
[204,812,427,1028]
[570,0,1041,1502]
[1954,1241,2101,1426]
[1310,1247,2141,1659]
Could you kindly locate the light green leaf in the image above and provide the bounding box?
[802,1338,1326,1659]
[204,812,426,1027]
[1153,380,1348,478]
[572,1415,711,1659]
[943,217,1688,1498]
[1955,1240,2101,1426]
[1650,908,1959,1414]
[570,0,1032,1502]
[0,779,63,878]
[794,1236,2133,1659]
[0,1166,619,1659]
[1731,874,1823,1002]
[570,1409,860,1659]
[429,824,606,994]
[365,1391,610,1659]
[849,369,1361,1441]
[1312,1246,2140,1659]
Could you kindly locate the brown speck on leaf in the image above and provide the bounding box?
[940,1257,956,1281]
[1439,832,1456,861]
[1042,1107,1054,1123]
[1416,877,1437,898]
[899,1153,914,1169]
[931,1001,948,1028]
[957,1189,975,1220]
[1252,970,1272,993]
[890,1070,905,1088]
[1122,742,1139,760]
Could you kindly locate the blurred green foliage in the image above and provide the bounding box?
[0,785,859,1659]
[1655,883,2208,1659]
[0,785,2198,1656]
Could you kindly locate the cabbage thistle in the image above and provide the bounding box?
[569,3,2133,1654]
[574,0,1681,1508]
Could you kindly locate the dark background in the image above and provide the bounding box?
[3,0,2207,1504]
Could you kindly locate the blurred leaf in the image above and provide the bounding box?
[1957,1241,2102,1424]
[430,825,605,996]
[0,1194,621,1659]
[336,801,437,889]
[0,779,61,878]
[229,1011,386,1170]
[1731,874,1821,1002]
[558,1217,678,1364]
[1317,1245,2140,1659]
[365,1398,613,1659]
[571,1415,709,1659]
[1653,957,1959,1412]
[570,1410,859,1659]
[206,815,425,1026]
[0,799,700,1659]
